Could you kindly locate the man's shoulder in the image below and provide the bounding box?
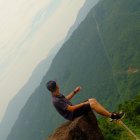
[52,96,62,104]
[52,95,66,105]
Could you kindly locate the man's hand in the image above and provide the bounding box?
[73,86,81,94]
[66,86,81,100]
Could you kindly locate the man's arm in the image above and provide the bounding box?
[66,101,89,112]
[66,86,81,100]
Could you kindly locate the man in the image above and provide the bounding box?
[46,80,124,121]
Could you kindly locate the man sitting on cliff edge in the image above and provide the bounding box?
[46,80,124,121]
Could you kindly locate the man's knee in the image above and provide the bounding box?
[88,98,98,105]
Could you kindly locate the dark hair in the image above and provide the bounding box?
[46,80,57,92]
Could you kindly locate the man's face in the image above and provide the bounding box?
[56,84,60,90]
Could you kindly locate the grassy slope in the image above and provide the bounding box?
[99,94,140,140]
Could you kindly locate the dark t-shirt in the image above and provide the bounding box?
[52,94,73,120]
[52,93,91,121]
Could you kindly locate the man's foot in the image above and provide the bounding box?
[110,112,125,121]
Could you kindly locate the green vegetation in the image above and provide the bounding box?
[94,0,140,101]
[99,94,140,140]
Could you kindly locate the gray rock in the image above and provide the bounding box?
[47,111,104,140]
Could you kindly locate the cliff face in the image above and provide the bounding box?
[47,111,104,140]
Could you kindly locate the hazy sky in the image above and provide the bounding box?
[0,0,85,121]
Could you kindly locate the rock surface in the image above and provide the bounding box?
[47,111,104,140]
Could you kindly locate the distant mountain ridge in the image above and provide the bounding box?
[0,45,60,140]
[7,0,140,140]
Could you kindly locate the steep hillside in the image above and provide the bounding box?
[93,0,140,100]
[65,0,99,41]
[7,0,140,140]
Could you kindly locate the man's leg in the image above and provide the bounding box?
[88,98,111,117]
